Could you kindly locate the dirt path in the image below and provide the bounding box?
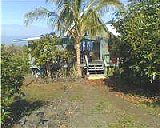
[13,80,160,128]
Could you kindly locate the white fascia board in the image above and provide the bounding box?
[105,24,120,36]
[13,37,40,42]
[25,37,40,41]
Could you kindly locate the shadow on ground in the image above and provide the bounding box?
[2,99,45,128]
[144,100,160,108]
[105,77,160,107]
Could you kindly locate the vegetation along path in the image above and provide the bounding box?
[11,79,160,128]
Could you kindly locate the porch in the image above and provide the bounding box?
[80,37,118,78]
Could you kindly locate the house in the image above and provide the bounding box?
[13,24,119,77]
[79,24,120,76]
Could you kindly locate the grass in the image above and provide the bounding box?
[22,79,86,102]
[20,78,159,128]
[69,95,83,101]
[138,101,160,117]
[21,82,65,101]
[108,115,145,128]
[93,101,112,113]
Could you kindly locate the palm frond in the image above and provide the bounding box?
[95,0,123,14]
[25,0,122,39]
[81,9,106,37]
[24,7,50,26]
[100,0,121,5]
[46,0,72,9]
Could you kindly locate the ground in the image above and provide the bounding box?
[5,77,160,128]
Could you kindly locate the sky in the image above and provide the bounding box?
[1,0,128,44]
[2,0,54,26]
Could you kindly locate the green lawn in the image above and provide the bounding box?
[8,78,160,128]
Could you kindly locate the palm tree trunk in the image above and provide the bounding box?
[75,40,81,77]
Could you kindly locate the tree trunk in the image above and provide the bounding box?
[75,41,81,77]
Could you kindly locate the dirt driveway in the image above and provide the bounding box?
[11,79,160,128]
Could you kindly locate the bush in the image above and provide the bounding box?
[30,33,76,78]
[115,0,160,83]
[1,44,28,124]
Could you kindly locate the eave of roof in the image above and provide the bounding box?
[105,24,120,36]
[13,37,40,42]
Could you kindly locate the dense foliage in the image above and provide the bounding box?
[1,45,29,124]
[30,33,75,77]
[115,0,160,83]
[31,34,74,66]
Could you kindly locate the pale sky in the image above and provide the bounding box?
[1,0,128,44]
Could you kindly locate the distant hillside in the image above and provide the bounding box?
[1,35,28,46]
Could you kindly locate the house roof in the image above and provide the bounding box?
[13,36,40,42]
[105,24,120,36]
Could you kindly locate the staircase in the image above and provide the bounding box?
[87,61,104,75]
[84,54,104,75]
[83,55,106,80]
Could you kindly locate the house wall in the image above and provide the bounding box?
[100,39,109,60]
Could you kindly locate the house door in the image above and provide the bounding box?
[92,41,100,60]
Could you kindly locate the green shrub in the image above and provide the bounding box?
[1,44,28,124]
[115,0,160,83]
[30,33,75,77]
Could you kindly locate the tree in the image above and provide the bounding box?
[115,0,160,83]
[24,0,122,76]
[30,33,74,77]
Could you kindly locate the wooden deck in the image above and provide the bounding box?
[81,60,105,78]
[87,74,106,80]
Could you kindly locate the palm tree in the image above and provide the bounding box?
[24,0,122,77]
